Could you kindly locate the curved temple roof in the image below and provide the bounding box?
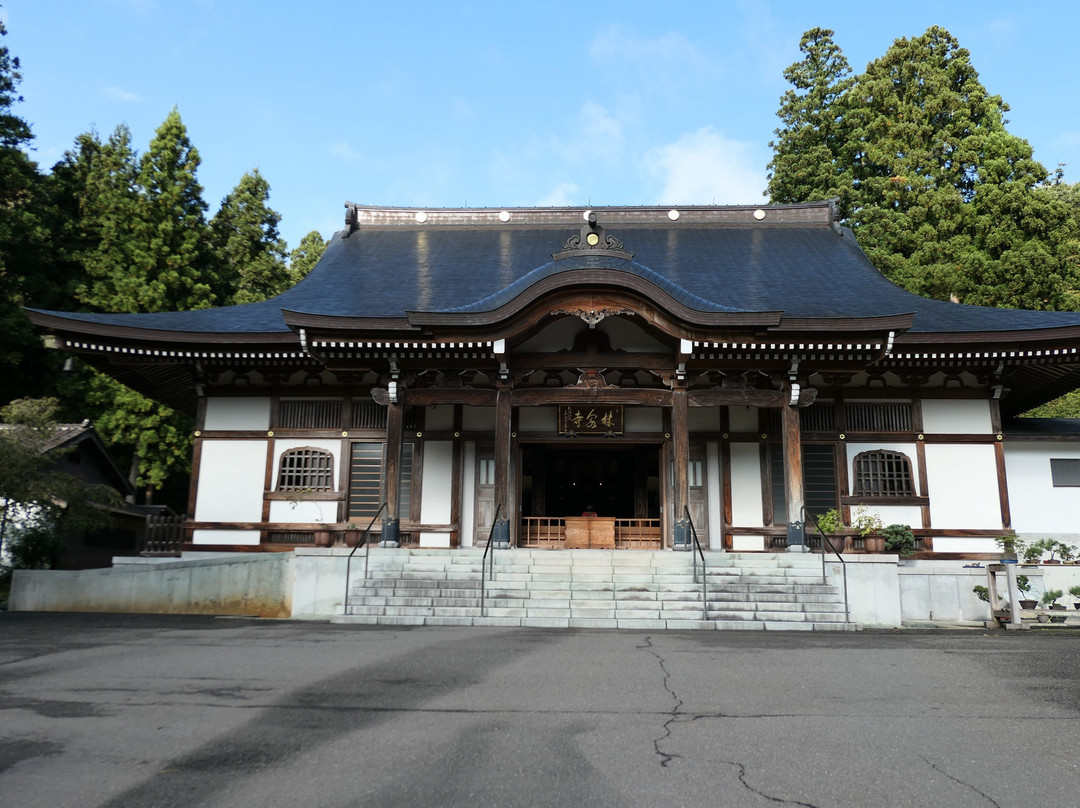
[27,201,1080,339]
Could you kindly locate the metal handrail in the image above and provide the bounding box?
[802,507,850,624]
[684,506,709,621]
[480,504,503,618]
[343,502,388,615]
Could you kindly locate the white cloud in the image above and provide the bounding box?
[104,86,139,102]
[645,127,768,205]
[536,182,581,207]
[329,140,364,164]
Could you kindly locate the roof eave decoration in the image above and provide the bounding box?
[551,211,634,261]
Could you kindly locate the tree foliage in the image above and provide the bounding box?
[211,169,290,304]
[767,26,1080,312]
[287,229,328,286]
[0,398,118,568]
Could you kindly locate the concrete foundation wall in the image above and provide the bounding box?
[8,553,293,617]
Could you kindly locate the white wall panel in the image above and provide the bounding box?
[204,397,271,431]
[420,441,454,524]
[729,443,763,527]
[425,405,454,431]
[461,442,476,547]
[1005,442,1080,534]
[688,407,720,432]
[194,440,267,522]
[625,407,662,432]
[519,407,556,431]
[707,442,723,549]
[729,406,758,432]
[925,443,1001,528]
[922,400,992,434]
[192,529,260,546]
[463,407,495,431]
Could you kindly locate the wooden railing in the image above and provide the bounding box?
[519,518,662,549]
[141,514,185,556]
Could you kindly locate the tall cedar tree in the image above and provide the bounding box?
[210,169,290,304]
[287,230,328,286]
[66,112,221,500]
[0,22,75,404]
[766,28,855,212]
[767,26,1080,311]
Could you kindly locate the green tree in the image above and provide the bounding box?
[766,28,855,212]
[767,26,1080,310]
[210,169,289,304]
[0,21,64,404]
[286,229,327,286]
[0,398,117,568]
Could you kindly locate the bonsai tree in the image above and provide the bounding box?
[995,536,1024,560]
[1022,538,1053,564]
[1041,589,1064,608]
[882,524,916,557]
[1069,585,1080,609]
[1051,541,1074,563]
[1016,575,1036,608]
[972,585,990,603]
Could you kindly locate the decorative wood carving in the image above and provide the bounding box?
[552,306,634,328]
[566,368,619,389]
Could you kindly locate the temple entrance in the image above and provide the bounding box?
[519,444,662,548]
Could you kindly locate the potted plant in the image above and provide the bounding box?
[1022,538,1051,565]
[1058,543,1076,564]
[882,523,916,558]
[1016,575,1037,610]
[853,507,884,553]
[995,536,1023,562]
[1068,585,1080,610]
[814,508,846,554]
[1040,589,1067,623]
[974,585,1010,624]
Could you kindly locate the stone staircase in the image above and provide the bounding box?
[333,549,856,630]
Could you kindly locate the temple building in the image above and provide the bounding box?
[26,201,1080,558]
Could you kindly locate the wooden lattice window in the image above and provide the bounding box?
[853,450,915,497]
[277,447,335,492]
[846,403,912,432]
[278,400,342,429]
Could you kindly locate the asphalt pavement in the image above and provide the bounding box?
[1,614,1077,808]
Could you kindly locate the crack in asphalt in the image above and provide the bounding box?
[637,635,682,767]
[722,760,821,807]
[921,755,1003,808]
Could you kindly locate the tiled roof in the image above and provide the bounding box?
[28,203,1080,336]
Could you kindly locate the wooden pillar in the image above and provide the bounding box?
[672,389,690,547]
[990,398,1012,529]
[382,402,403,545]
[493,388,512,546]
[781,400,805,547]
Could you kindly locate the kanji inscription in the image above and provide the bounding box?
[557,405,624,435]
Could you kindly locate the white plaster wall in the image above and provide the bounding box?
[729,406,758,432]
[425,405,455,431]
[194,440,267,522]
[732,536,766,551]
[844,441,921,496]
[420,441,453,524]
[707,442,722,550]
[922,399,992,434]
[463,406,495,431]
[461,442,476,547]
[519,407,556,432]
[729,443,763,527]
[191,529,260,546]
[268,500,331,523]
[924,443,1001,529]
[1004,442,1080,535]
[625,407,662,432]
[688,407,720,432]
[855,504,924,528]
[269,439,341,491]
[203,397,271,431]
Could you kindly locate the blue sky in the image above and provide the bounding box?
[5,1,1080,250]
